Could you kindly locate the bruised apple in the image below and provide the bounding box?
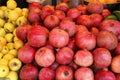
[55,65,73,80]
[35,47,55,67]
[49,28,69,48]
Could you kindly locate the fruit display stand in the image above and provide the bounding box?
[0,0,120,80]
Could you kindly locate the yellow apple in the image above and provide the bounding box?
[0,53,3,59]
[14,7,22,17]
[13,28,16,36]
[14,40,24,50]
[5,33,14,43]
[7,0,17,10]
[0,64,9,77]
[0,58,8,66]
[0,42,3,52]
[6,71,18,80]
[22,8,29,17]
[16,16,27,26]
[8,58,22,71]
[0,18,5,27]
[1,46,9,55]
[8,49,17,57]
[0,6,7,11]
[0,28,6,37]
[3,53,14,61]
[0,10,4,19]
[13,36,19,42]
[0,37,7,45]
[4,9,11,19]
[7,42,14,50]
[4,22,15,33]
[8,10,19,21]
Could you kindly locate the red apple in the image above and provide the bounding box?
[77,4,88,15]
[55,2,69,13]
[74,49,93,67]
[56,47,74,65]
[54,10,66,21]
[101,9,111,18]
[116,74,120,80]
[93,48,112,69]
[27,25,49,48]
[56,65,73,80]
[18,43,36,64]
[44,15,60,30]
[28,2,41,10]
[19,64,38,80]
[111,55,120,73]
[76,25,88,33]
[16,24,31,41]
[59,19,76,37]
[35,47,55,67]
[49,28,69,48]
[95,70,116,80]
[115,42,120,55]
[75,31,96,50]
[90,13,103,27]
[38,67,55,80]
[90,27,99,37]
[67,8,80,20]
[77,15,93,29]
[75,67,94,80]
[40,5,54,20]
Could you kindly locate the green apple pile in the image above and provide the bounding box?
[0,0,29,79]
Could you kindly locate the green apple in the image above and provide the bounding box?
[7,42,14,50]
[16,16,27,26]
[8,49,17,57]
[3,53,14,61]
[6,71,18,80]
[7,0,17,10]
[0,28,6,37]
[5,33,14,43]
[4,22,15,33]
[0,18,5,27]
[8,58,22,71]
[1,46,9,55]
[0,64,9,77]
[0,37,7,45]
[0,58,8,66]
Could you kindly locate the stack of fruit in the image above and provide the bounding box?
[1,0,120,80]
[0,0,29,79]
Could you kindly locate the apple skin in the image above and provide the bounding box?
[75,67,94,80]
[38,67,55,80]
[55,65,73,80]
[95,70,116,80]
[18,43,36,64]
[19,64,38,80]
[35,47,55,67]
[16,24,31,41]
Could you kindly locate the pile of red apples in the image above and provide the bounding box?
[16,2,120,80]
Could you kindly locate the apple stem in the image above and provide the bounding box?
[64,71,69,76]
